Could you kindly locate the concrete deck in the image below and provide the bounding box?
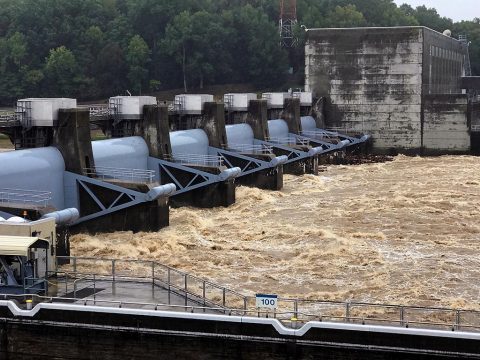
[49,278,222,313]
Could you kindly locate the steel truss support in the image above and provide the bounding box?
[148,157,241,197]
[64,172,174,225]
[209,147,287,178]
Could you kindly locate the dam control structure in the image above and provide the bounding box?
[305,26,479,155]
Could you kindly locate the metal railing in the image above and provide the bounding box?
[471,124,480,133]
[52,256,480,332]
[170,154,224,167]
[0,111,20,127]
[78,104,110,120]
[83,167,155,184]
[227,144,273,154]
[56,257,246,310]
[3,290,480,333]
[267,136,310,146]
[301,129,336,139]
[0,188,52,208]
[224,94,234,111]
[173,96,185,113]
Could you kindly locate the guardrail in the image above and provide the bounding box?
[56,256,246,309]
[301,129,338,140]
[0,111,20,127]
[471,124,480,133]
[170,154,224,167]
[79,104,110,120]
[227,144,273,154]
[267,137,310,147]
[52,256,480,332]
[83,167,155,184]
[0,188,52,208]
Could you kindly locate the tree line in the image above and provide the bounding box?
[0,0,478,105]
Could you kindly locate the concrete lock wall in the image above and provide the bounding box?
[305,26,470,153]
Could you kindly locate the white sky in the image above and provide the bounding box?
[393,0,479,22]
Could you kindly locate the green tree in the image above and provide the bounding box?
[411,5,453,32]
[96,42,128,96]
[44,46,78,96]
[162,11,193,92]
[326,5,367,27]
[126,35,151,94]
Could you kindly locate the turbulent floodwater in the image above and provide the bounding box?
[71,156,480,310]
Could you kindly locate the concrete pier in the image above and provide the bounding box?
[54,108,170,234]
[276,98,318,175]
[53,108,95,174]
[246,100,270,141]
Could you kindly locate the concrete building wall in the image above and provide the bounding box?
[305,26,470,154]
[422,29,467,95]
[423,95,470,152]
[305,27,424,151]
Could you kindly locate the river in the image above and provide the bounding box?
[71,155,480,310]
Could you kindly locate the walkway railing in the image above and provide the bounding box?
[78,104,110,121]
[227,144,273,154]
[0,111,19,127]
[83,167,155,184]
[301,129,339,140]
[0,188,52,208]
[52,256,480,332]
[267,137,310,146]
[471,124,480,133]
[170,154,224,167]
[56,256,246,309]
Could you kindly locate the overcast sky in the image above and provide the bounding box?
[393,0,479,22]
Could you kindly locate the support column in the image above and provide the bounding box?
[200,102,227,148]
[53,108,94,175]
[282,98,302,134]
[246,100,269,141]
[138,105,172,159]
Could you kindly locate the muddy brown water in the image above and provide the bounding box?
[0,137,13,152]
[71,155,480,310]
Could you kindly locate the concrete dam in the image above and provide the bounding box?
[0,25,479,359]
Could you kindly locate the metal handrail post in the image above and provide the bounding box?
[111,260,116,282]
[202,281,206,308]
[202,280,207,306]
[184,274,188,306]
[73,257,77,275]
[455,310,461,331]
[345,301,351,323]
[167,268,171,305]
[151,262,155,286]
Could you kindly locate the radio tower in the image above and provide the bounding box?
[279,0,298,48]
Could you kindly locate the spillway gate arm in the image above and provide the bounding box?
[64,172,162,225]
[148,157,228,196]
[294,134,342,153]
[256,140,307,164]
[210,147,272,177]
